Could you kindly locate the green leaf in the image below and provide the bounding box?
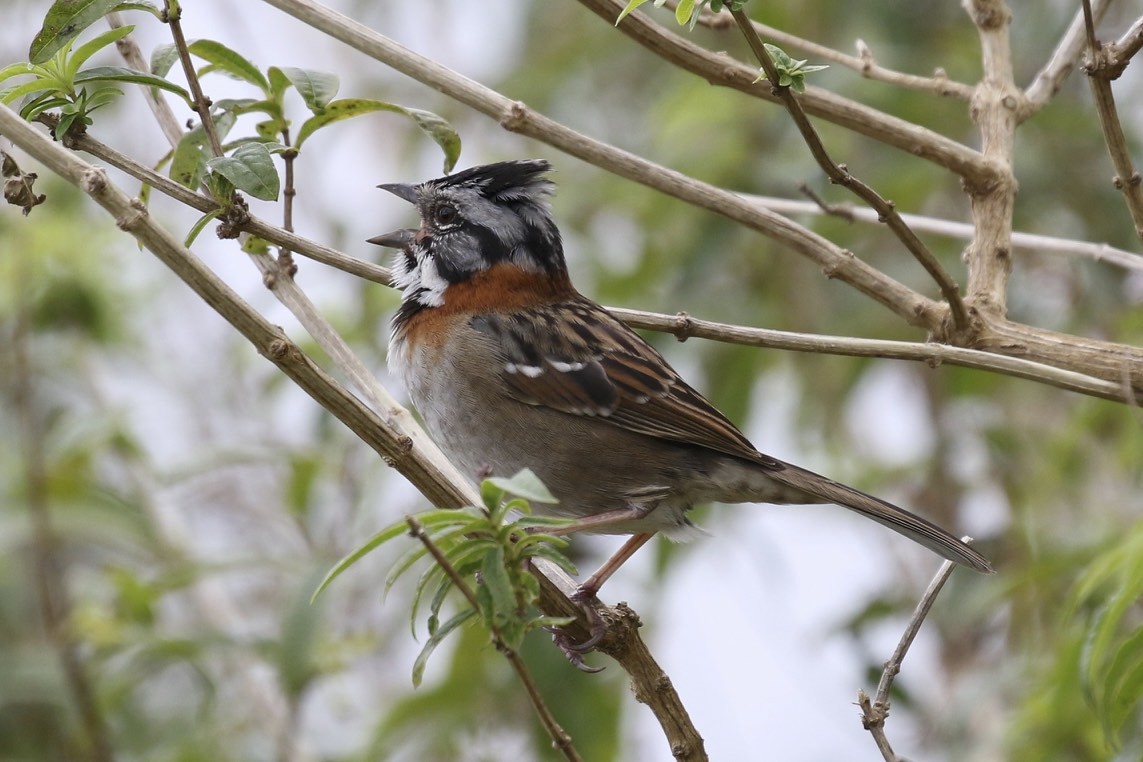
[66,24,134,81]
[675,0,695,25]
[479,545,515,626]
[207,142,280,201]
[0,62,39,87]
[279,67,338,112]
[110,1,162,17]
[3,79,56,106]
[485,469,558,505]
[184,209,222,247]
[311,520,412,602]
[170,134,208,189]
[293,98,461,171]
[29,0,123,64]
[615,0,650,24]
[411,608,474,687]
[149,42,180,78]
[187,39,269,92]
[267,66,292,101]
[74,66,191,105]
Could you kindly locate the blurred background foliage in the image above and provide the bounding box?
[1,1,1142,760]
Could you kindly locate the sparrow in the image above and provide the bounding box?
[370,159,993,636]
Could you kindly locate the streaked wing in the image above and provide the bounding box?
[469,299,765,462]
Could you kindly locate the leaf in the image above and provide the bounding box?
[2,80,57,106]
[485,469,558,505]
[674,0,695,25]
[184,209,222,247]
[479,545,515,627]
[149,42,180,78]
[187,39,269,92]
[74,66,191,105]
[170,133,209,189]
[278,67,338,112]
[207,142,280,201]
[411,608,474,688]
[0,63,38,87]
[29,0,123,64]
[110,1,162,17]
[311,520,412,602]
[293,98,461,171]
[267,66,292,101]
[66,24,134,81]
[615,0,650,24]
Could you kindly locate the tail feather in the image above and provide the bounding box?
[767,462,994,574]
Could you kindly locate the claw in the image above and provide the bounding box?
[545,587,609,671]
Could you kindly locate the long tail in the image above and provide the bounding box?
[767,461,994,574]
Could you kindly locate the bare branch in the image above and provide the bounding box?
[661,0,975,98]
[858,543,967,761]
[1024,0,1116,110]
[405,517,583,762]
[1107,15,1143,66]
[730,9,972,336]
[579,0,1001,185]
[258,0,949,331]
[962,0,1020,316]
[747,194,1143,272]
[1082,0,1143,244]
[62,121,1135,402]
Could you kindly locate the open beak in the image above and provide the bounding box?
[367,228,417,248]
[377,182,418,204]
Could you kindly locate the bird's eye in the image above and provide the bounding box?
[434,204,457,225]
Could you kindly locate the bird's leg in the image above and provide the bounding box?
[542,504,661,663]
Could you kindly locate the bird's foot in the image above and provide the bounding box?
[546,587,607,672]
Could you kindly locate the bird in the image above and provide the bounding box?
[369,159,993,641]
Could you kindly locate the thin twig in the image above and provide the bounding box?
[404,517,583,762]
[661,0,975,99]
[1081,0,1143,245]
[1107,15,1143,67]
[164,1,224,157]
[729,9,972,336]
[55,127,1131,404]
[583,0,998,185]
[1024,0,1115,110]
[260,0,950,333]
[748,194,1143,272]
[857,541,969,761]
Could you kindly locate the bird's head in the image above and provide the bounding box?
[369,159,567,309]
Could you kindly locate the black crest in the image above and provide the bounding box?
[432,159,555,203]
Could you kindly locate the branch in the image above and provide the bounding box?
[1082,0,1143,245]
[258,0,947,335]
[962,0,1020,316]
[1024,0,1116,110]
[663,0,976,99]
[580,0,1001,185]
[0,104,705,759]
[729,9,972,337]
[857,544,966,761]
[65,123,1134,402]
[405,517,583,762]
[748,194,1143,272]
[1107,14,1143,66]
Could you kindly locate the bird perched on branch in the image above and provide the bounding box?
[370,159,992,648]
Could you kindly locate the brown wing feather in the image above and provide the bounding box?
[471,299,764,462]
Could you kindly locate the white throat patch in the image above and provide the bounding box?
[393,248,448,308]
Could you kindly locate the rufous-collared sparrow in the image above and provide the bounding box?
[370,159,993,619]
